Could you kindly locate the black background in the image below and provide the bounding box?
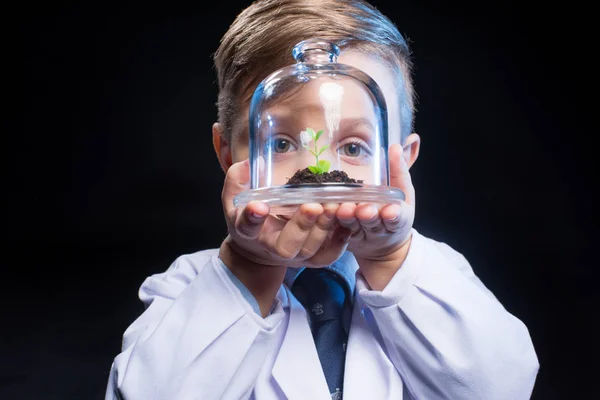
[8,0,593,399]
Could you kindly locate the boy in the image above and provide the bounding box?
[105,1,539,399]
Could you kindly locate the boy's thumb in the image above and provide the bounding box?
[222,159,251,213]
[389,144,414,205]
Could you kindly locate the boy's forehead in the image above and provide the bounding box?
[338,52,402,142]
[231,51,402,144]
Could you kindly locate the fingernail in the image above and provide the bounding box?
[250,212,264,220]
[389,204,402,217]
[339,216,356,224]
[366,206,378,220]
[307,213,319,222]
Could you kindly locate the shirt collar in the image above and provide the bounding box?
[283,251,359,296]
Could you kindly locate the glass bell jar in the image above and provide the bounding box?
[234,39,405,215]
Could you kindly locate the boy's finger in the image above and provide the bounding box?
[298,203,339,259]
[305,225,352,268]
[336,202,363,238]
[389,143,415,205]
[380,203,405,232]
[272,203,323,260]
[222,159,251,219]
[234,201,270,239]
[355,203,385,234]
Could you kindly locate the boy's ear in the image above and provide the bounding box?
[402,133,421,169]
[212,122,233,172]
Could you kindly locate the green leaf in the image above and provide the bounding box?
[308,165,319,174]
[306,127,316,139]
[317,144,330,156]
[315,130,324,141]
[308,149,317,157]
[318,159,331,172]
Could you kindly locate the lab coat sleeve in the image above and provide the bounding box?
[356,231,539,400]
[104,250,286,400]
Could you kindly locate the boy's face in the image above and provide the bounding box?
[214,51,419,177]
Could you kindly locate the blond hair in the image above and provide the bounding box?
[214,0,415,142]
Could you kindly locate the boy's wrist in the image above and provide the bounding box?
[355,234,413,291]
[219,236,287,317]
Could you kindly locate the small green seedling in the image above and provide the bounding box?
[303,127,330,174]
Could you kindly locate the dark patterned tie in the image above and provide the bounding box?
[291,268,352,399]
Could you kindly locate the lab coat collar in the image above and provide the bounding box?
[272,283,404,400]
[272,286,331,400]
[342,294,406,399]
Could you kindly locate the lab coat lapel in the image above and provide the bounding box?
[342,295,405,400]
[272,287,331,400]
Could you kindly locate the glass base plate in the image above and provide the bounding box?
[233,183,405,215]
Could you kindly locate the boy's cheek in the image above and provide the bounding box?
[231,142,250,163]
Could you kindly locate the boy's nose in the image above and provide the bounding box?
[301,146,338,164]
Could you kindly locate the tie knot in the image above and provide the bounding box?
[291,268,350,324]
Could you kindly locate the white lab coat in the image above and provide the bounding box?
[105,230,539,400]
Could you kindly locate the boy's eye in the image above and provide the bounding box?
[338,140,371,158]
[273,139,290,153]
[343,143,361,157]
[269,137,297,153]
[275,139,291,153]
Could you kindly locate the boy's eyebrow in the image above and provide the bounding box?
[262,107,376,132]
[337,117,376,133]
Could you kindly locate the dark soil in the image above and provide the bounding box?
[286,168,363,185]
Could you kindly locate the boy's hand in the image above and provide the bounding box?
[221,159,352,269]
[336,143,416,290]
